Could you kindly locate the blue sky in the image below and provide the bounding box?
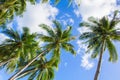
[0,0,120,80]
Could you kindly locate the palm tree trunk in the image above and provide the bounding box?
[94,42,105,80]
[15,68,38,80]
[9,49,49,80]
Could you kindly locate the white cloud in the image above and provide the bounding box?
[77,40,87,54]
[61,18,74,26]
[77,27,94,70]
[73,0,119,20]
[76,26,92,54]
[81,53,94,70]
[77,39,94,70]
[59,14,74,26]
[16,3,58,33]
[69,18,74,24]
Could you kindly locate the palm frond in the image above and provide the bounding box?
[39,24,55,37]
[41,0,49,3]
[110,31,120,41]
[28,70,38,80]
[106,38,118,62]
[54,0,60,5]
[2,28,20,40]
[40,35,54,42]
[91,42,102,58]
[62,26,72,39]
[88,17,101,26]
[79,32,95,40]
[53,20,62,37]
[110,10,120,29]
[62,43,76,55]
[100,16,109,29]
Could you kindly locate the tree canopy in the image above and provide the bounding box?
[79,10,120,80]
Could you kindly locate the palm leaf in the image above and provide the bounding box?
[39,24,55,37]
[40,35,54,42]
[28,71,37,80]
[61,43,76,55]
[62,26,72,39]
[106,38,118,62]
[2,28,20,40]
[79,32,95,40]
[41,0,49,3]
[91,42,102,58]
[54,0,60,5]
[53,20,62,37]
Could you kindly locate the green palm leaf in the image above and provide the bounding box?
[106,38,118,62]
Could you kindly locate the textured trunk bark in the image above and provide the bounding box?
[94,41,105,80]
[9,49,48,80]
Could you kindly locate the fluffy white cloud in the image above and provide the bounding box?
[77,40,87,54]
[77,40,94,70]
[59,14,74,26]
[73,0,119,20]
[81,53,94,70]
[16,3,58,33]
[77,27,94,70]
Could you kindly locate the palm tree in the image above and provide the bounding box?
[0,27,39,73]
[9,20,76,80]
[79,11,120,80]
[14,56,57,80]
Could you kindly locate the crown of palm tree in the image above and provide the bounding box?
[80,11,120,62]
[39,21,76,67]
[0,27,39,73]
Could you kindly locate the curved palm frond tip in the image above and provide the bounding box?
[79,10,120,80]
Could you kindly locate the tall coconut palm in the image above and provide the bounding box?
[0,27,39,73]
[9,20,76,80]
[79,11,120,80]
